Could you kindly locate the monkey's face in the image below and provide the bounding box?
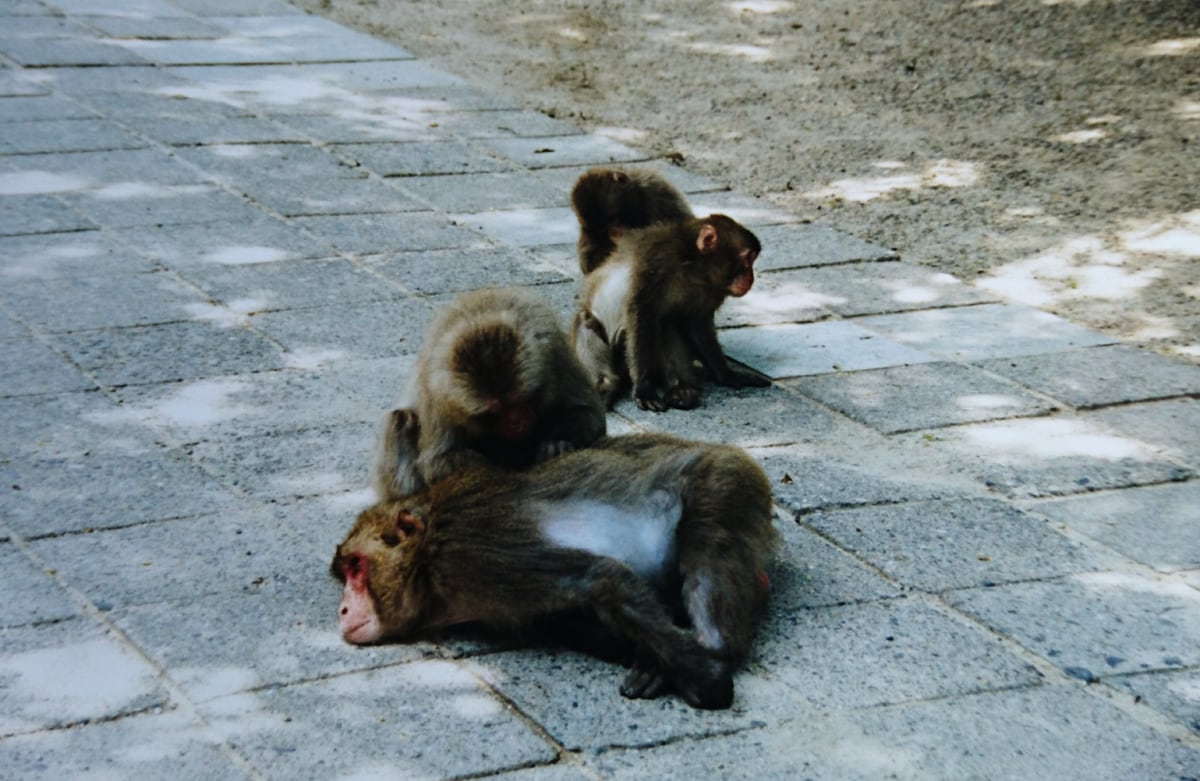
[696,215,760,299]
[331,502,427,644]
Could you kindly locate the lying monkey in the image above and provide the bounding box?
[333,412,778,710]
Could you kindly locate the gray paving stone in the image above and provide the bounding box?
[486,766,593,781]
[1088,397,1200,468]
[753,445,948,512]
[168,60,463,96]
[0,231,156,278]
[482,134,650,169]
[0,95,97,123]
[1030,482,1200,572]
[20,148,208,187]
[209,14,383,39]
[803,498,1111,591]
[249,297,435,360]
[364,246,571,295]
[0,544,79,628]
[769,519,904,608]
[0,15,84,36]
[29,65,189,96]
[334,140,510,177]
[0,389,147,459]
[0,618,170,736]
[198,661,556,780]
[53,321,287,387]
[186,421,375,500]
[292,211,483,254]
[689,191,804,227]
[0,309,25,341]
[0,271,207,333]
[400,171,567,212]
[0,194,95,235]
[432,108,583,139]
[753,221,897,270]
[49,0,191,16]
[587,685,1200,780]
[0,36,151,66]
[319,354,416,413]
[63,184,264,229]
[0,71,47,98]
[263,110,444,143]
[718,320,936,379]
[173,0,310,16]
[755,598,1039,709]
[174,142,365,184]
[616,384,865,448]
[928,415,1195,498]
[0,118,147,155]
[27,508,321,610]
[770,261,996,317]
[532,160,727,196]
[71,89,250,121]
[112,218,337,268]
[123,115,308,147]
[79,13,225,39]
[179,257,399,312]
[716,272,837,327]
[857,303,1116,361]
[1109,668,1200,736]
[976,344,1200,409]
[115,33,408,66]
[5,447,242,538]
[786,361,1057,434]
[450,206,578,247]
[237,174,426,216]
[0,339,96,396]
[949,572,1200,678]
[0,709,253,781]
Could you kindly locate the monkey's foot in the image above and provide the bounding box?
[620,661,670,700]
[664,384,701,410]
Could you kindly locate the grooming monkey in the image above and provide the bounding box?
[380,287,606,492]
[336,412,778,710]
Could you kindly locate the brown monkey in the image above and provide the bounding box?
[570,166,694,274]
[333,420,778,710]
[572,214,769,411]
[396,286,606,488]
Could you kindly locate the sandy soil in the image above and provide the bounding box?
[297,0,1200,363]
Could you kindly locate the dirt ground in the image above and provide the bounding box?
[297,0,1200,364]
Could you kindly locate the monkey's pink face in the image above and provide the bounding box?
[727,248,757,298]
[336,553,384,644]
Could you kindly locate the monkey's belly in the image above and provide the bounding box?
[589,262,632,335]
[536,491,681,579]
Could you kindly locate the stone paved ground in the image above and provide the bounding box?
[1,2,1198,779]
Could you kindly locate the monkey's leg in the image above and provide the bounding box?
[661,326,702,410]
[371,408,424,500]
[685,320,770,389]
[571,309,625,408]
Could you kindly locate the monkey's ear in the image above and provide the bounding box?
[393,509,425,539]
[611,170,629,184]
[697,223,720,254]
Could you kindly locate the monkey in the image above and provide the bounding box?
[333,414,778,710]
[571,214,770,412]
[570,166,694,274]
[389,286,607,490]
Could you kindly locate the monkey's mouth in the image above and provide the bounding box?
[728,269,754,297]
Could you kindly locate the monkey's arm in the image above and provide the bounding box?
[626,282,671,411]
[685,318,770,388]
[371,408,425,501]
[538,339,609,454]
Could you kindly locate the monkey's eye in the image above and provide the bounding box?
[380,532,400,548]
[343,553,365,579]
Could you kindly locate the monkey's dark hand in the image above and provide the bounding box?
[673,657,735,711]
[664,384,701,410]
[634,381,671,412]
[620,660,670,700]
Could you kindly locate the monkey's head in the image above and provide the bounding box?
[448,322,538,440]
[331,501,430,644]
[695,214,760,299]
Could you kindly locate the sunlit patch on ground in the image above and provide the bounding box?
[803,160,981,203]
[0,170,91,195]
[962,417,1159,462]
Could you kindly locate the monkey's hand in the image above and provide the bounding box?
[634,380,671,412]
[664,383,701,410]
[719,367,771,389]
[673,656,735,711]
[620,659,670,700]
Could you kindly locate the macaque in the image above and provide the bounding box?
[572,214,770,411]
[570,166,694,274]
[334,417,778,710]
[389,286,606,490]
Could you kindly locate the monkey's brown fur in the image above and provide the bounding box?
[402,286,606,488]
[573,214,769,411]
[334,420,778,710]
[571,166,694,274]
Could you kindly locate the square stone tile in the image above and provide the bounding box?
[124,115,308,146]
[786,362,1057,434]
[263,110,443,143]
[0,339,96,396]
[4,447,241,537]
[716,272,836,327]
[179,257,400,312]
[689,191,803,227]
[769,518,903,609]
[399,171,566,213]
[433,108,582,139]
[0,194,96,235]
[0,271,208,332]
[0,389,146,459]
[0,36,150,66]
[112,217,338,268]
[0,619,169,736]
[0,118,146,155]
[1087,398,1200,468]
[718,320,936,379]
[249,297,435,360]
[975,344,1200,409]
[79,14,225,39]
[63,184,264,229]
[0,231,156,279]
[753,222,896,271]
[197,661,555,780]
[770,261,995,317]
[925,415,1194,498]
[364,246,571,295]
[804,497,1111,591]
[236,175,426,216]
[334,141,511,176]
[615,385,864,448]
[856,303,1115,361]
[174,143,365,184]
[292,212,483,254]
[449,206,578,247]
[53,321,287,386]
[16,148,205,187]
[0,544,79,628]
[1109,668,1200,737]
[167,60,462,96]
[0,95,97,123]
[1031,482,1200,572]
[481,134,648,168]
[949,571,1200,679]
[755,598,1039,709]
